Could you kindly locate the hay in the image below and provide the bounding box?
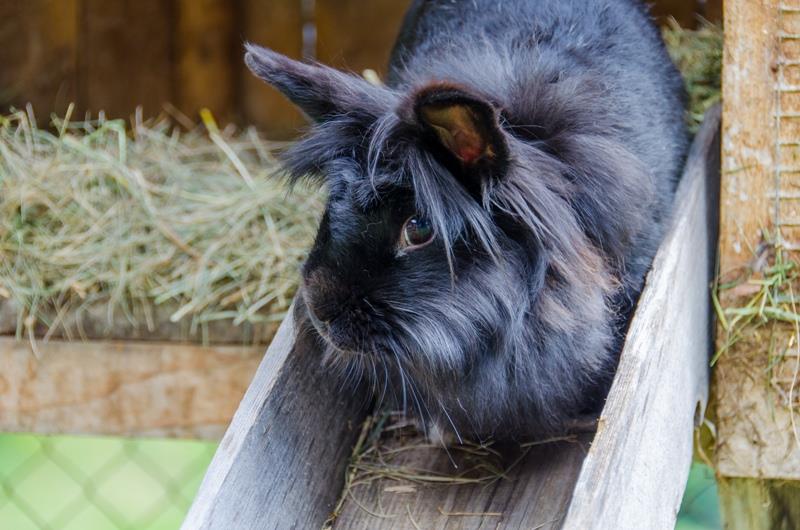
[0,107,323,344]
[662,18,723,132]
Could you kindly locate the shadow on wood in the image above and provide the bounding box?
[182,107,720,530]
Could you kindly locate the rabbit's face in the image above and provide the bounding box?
[244,46,536,372]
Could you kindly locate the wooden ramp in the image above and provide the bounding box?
[181,107,720,530]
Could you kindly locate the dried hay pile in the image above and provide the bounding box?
[0,109,323,344]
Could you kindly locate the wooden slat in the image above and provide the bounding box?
[78,0,173,118]
[315,0,412,78]
[561,105,719,529]
[0,337,262,439]
[0,299,278,345]
[175,0,236,124]
[180,311,369,529]
[241,0,306,139]
[0,0,79,117]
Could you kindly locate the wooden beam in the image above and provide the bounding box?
[183,108,720,530]
[714,0,800,483]
[0,337,262,439]
[718,0,778,274]
[180,310,369,529]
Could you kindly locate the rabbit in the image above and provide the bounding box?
[244,0,689,441]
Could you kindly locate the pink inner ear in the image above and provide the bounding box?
[452,130,485,164]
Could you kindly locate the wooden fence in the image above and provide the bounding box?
[1,0,720,139]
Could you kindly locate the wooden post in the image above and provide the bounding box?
[240,0,306,139]
[315,0,412,78]
[715,0,800,526]
[0,0,79,119]
[175,0,237,124]
[78,0,174,119]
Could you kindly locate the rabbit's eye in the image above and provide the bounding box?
[401,215,434,249]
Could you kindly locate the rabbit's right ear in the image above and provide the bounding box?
[245,43,380,122]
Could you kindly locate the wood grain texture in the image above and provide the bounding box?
[0,299,278,345]
[175,0,236,123]
[181,310,369,530]
[714,0,800,483]
[718,478,800,530]
[561,106,720,530]
[78,0,173,118]
[718,0,778,274]
[241,0,306,139]
[333,433,593,530]
[315,0,411,78]
[0,337,262,439]
[0,0,78,116]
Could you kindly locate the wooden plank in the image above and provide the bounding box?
[78,0,173,118]
[0,299,278,345]
[315,0,412,78]
[0,0,79,117]
[718,478,800,530]
[0,337,262,439]
[175,0,237,124]
[718,0,778,273]
[241,0,306,139]
[714,0,800,482]
[561,106,719,529]
[181,309,369,530]
[333,431,593,530]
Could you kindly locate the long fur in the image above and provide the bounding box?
[245,0,688,440]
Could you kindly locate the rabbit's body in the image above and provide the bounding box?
[245,0,688,440]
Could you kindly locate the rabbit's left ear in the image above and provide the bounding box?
[245,43,382,123]
[414,83,509,186]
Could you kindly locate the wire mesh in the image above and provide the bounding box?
[0,433,215,530]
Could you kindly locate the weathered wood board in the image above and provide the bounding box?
[561,105,719,530]
[181,313,369,530]
[0,337,262,439]
[183,108,720,530]
[714,0,800,483]
[0,299,278,345]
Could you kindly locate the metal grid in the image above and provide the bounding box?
[0,433,215,530]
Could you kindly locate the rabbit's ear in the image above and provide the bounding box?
[414,83,509,184]
[245,43,379,122]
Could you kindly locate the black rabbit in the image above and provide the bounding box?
[245,0,688,440]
